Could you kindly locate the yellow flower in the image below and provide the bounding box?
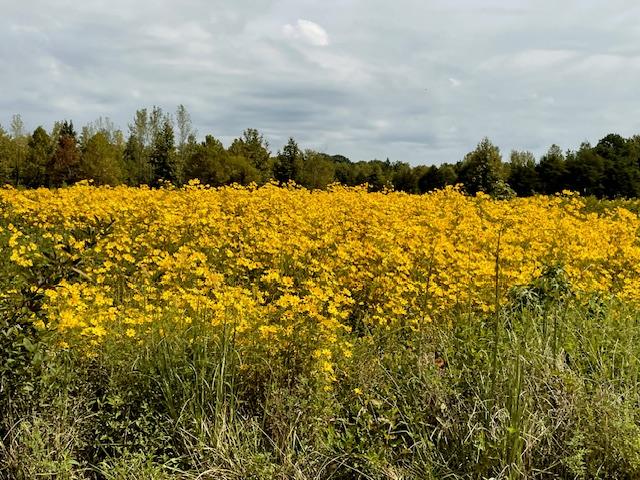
[2,182,640,383]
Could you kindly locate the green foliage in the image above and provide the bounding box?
[4,116,30,186]
[123,132,152,185]
[0,125,12,184]
[536,144,567,194]
[48,120,81,187]
[184,135,261,186]
[80,131,124,185]
[273,137,304,183]
[458,137,504,195]
[23,126,52,187]
[228,128,272,181]
[6,265,640,478]
[299,150,336,189]
[5,107,640,198]
[150,115,177,185]
[507,150,538,196]
[418,163,458,192]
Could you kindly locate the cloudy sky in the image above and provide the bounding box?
[1,0,640,165]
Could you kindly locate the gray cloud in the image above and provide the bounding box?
[1,0,640,164]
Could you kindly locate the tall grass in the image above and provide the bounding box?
[3,271,640,478]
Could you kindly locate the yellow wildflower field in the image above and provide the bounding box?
[2,182,639,380]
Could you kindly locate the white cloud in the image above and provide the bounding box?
[10,24,40,34]
[3,0,640,165]
[283,19,329,47]
[479,49,577,72]
[510,49,577,70]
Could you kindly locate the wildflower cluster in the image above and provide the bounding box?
[2,182,640,381]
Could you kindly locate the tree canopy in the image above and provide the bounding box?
[2,105,640,198]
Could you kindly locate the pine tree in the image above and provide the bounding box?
[150,116,176,185]
[274,137,303,183]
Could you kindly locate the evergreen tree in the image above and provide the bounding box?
[536,144,567,194]
[150,116,176,185]
[273,137,303,183]
[123,134,151,185]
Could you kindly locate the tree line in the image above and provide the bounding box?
[2,105,640,198]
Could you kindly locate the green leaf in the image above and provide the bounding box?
[22,336,36,352]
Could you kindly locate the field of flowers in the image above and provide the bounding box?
[3,183,640,373]
[3,183,640,478]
